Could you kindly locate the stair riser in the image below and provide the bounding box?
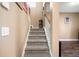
[28,40,47,43]
[26,45,48,51]
[29,32,45,35]
[28,36,46,39]
[31,29,44,32]
[27,42,47,46]
[26,49,48,51]
[25,50,49,53]
[24,50,50,57]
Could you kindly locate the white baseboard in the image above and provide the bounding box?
[59,39,78,41]
[21,26,30,57]
[44,27,52,57]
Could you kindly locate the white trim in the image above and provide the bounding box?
[44,27,52,57]
[21,26,30,57]
[44,16,52,56]
[59,39,78,41]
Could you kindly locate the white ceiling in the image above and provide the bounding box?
[59,2,79,13]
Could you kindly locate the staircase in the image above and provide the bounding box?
[24,28,50,57]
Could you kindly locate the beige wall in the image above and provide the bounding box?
[44,3,79,57]
[52,3,60,57]
[30,2,43,27]
[0,3,30,56]
[59,13,79,39]
[46,12,52,23]
[44,3,52,24]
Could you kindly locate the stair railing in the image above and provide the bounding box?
[44,16,52,56]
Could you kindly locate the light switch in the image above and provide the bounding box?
[1,27,9,36]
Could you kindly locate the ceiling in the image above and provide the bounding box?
[59,2,79,13]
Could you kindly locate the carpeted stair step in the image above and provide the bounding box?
[28,35,46,39]
[30,28,44,32]
[27,39,47,43]
[27,42,47,47]
[24,50,50,57]
[25,44,48,51]
[29,31,45,35]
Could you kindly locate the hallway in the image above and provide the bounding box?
[1,2,79,57]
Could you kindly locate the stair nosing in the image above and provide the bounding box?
[28,40,47,42]
[26,44,48,49]
[26,48,49,51]
[29,35,46,36]
[25,50,49,52]
[30,31,45,32]
[28,40,47,41]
